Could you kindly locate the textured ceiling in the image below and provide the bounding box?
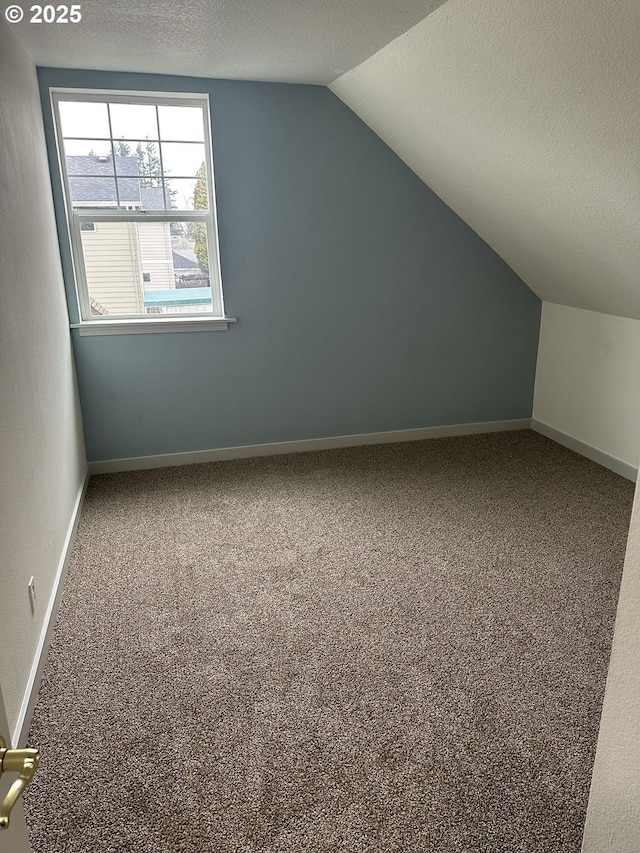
[10,0,445,84]
[332,0,640,320]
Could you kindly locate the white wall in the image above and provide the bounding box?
[533,303,640,475]
[0,20,86,740]
[582,476,640,851]
[536,299,640,843]
[332,0,640,320]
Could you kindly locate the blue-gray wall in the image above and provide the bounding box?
[38,68,541,462]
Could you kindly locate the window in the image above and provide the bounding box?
[51,90,229,332]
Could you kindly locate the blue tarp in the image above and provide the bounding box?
[143,288,212,307]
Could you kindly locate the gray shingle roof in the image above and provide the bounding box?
[68,175,140,203]
[140,186,166,211]
[66,155,166,209]
[172,248,199,269]
[67,155,138,176]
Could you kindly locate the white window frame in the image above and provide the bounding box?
[51,88,235,335]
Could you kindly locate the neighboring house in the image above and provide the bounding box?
[68,155,207,315]
[172,246,199,277]
[172,245,209,289]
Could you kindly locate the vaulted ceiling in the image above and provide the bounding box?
[11,0,639,319]
[332,0,640,320]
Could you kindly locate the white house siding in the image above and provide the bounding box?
[138,222,175,290]
[81,221,143,315]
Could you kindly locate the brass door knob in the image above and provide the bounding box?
[0,736,40,829]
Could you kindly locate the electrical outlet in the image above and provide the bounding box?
[28,577,37,614]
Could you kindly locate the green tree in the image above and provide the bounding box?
[114,140,131,156]
[192,162,209,272]
[135,140,161,187]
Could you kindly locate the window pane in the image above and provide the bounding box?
[160,142,206,177]
[109,103,158,140]
[69,176,117,206]
[158,105,205,141]
[64,140,112,160]
[54,93,221,322]
[58,101,110,138]
[80,221,213,316]
[164,178,208,211]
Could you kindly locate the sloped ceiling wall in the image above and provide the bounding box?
[332,0,640,320]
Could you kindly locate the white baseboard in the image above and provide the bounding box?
[531,419,638,482]
[12,467,90,748]
[89,419,532,474]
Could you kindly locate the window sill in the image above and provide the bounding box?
[70,317,237,336]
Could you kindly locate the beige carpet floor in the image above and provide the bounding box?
[23,430,634,852]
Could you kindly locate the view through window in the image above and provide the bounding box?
[52,92,223,321]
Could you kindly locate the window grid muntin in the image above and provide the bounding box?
[60,137,205,143]
[154,104,168,214]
